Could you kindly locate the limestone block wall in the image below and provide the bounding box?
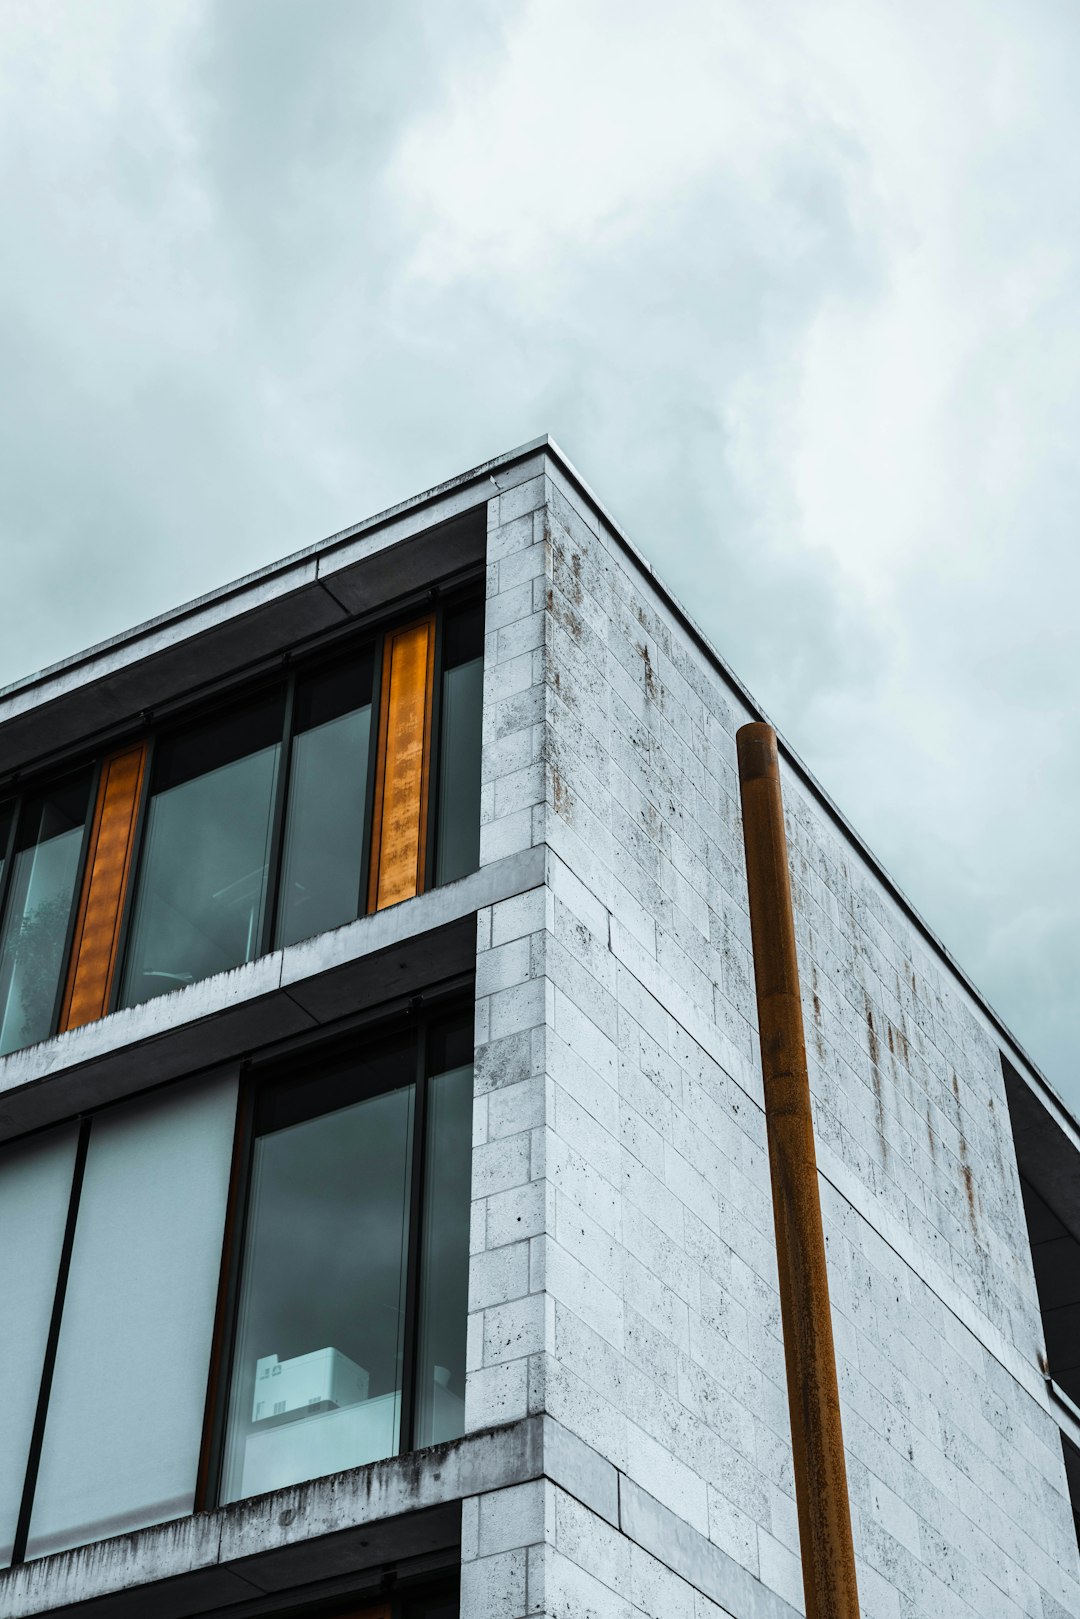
[462,459,1080,1619]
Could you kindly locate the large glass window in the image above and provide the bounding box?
[435,605,483,887]
[415,1022,473,1448]
[0,775,92,1055]
[0,592,484,1056]
[25,1075,237,1559]
[217,1011,472,1504]
[274,653,374,948]
[120,693,284,1008]
[0,1125,79,1568]
[0,1002,472,1563]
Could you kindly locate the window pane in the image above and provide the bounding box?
[221,1059,414,1504]
[0,1125,78,1568]
[275,655,373,949]
[415,1056,473,1448]
[25,1074,237,1559]
[435,658,482,886]
[120,695,283,1008]
[0,776,92,1056]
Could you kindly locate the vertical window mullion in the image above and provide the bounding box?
[195,1072,256,1513]
[0,796,23,1028]
[358,636,385,920]
[10,1116,91,1567]
[0,793,21,931]
[47,759,103,1037]
[399,1016,429,1455]
[423,606,446,895]
[260,672,297,958]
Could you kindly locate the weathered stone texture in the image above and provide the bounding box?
[465,463,1080,1619]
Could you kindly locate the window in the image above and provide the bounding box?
[0,773,93,1056]
[214,1008,472,1505]
[435,604,484,887]
[0,593,484,1055]
[0,1001,474,1565]
[275,651,374,948]
[0,1077,237,1566]
[120,691,285,1008]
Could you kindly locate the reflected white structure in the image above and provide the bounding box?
[252,1348,369,1423]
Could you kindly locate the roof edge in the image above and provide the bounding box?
[1,432,1072,1136]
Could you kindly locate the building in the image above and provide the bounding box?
[0,435,1077,1619]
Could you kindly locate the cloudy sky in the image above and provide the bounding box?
[1,1,1076,1108]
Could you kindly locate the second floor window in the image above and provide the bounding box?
[120,691,286,1007]
[0,594,484,1051]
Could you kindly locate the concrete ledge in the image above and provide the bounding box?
[0,1412,799,1619]
[0,847,544,1143]
[0,1421,542,1619]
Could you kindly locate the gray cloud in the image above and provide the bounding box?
[0,0,1076,1107]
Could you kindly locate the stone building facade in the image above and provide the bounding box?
[0,438,1077,1619]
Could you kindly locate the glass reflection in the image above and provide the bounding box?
[0,775,92,1056]
[275,654,373,948]
[220,1051,414,1503]
[120,694,283,1008]
[416,1060,472,1447]
[435,605,483,887]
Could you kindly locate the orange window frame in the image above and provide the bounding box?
[14,603,460,1045]
[367,616,437,913]
[58,742,148,1032]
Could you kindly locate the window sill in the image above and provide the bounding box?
[0,846,544,1144]
[0,1418,541,1619]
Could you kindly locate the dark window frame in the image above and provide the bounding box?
[0,578,484,1054]
[0,764,99,1056]
[195,991,474,1513]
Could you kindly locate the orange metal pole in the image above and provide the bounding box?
[736,722,860,1619]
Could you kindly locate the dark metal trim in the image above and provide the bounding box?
[399,1017,429,1453]
[245,972,475,1076]
[47,759,103,1039]
[359,633,386,919]
[11,1115,92,1566]
[194,1072,255,1513]
[0,789,21,942]
[0,563,486,795]
[423,607,446,896]
[261,674,297,958]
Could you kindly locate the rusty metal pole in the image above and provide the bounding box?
[736,723,860,1619]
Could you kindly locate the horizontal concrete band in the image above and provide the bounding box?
[0,846,545,1143]
[0,1416,797,1619]
[0,1422,540,1619]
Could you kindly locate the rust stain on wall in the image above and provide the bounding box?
[864,991,888,1156]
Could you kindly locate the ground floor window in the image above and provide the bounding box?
[0,997,474,1565]
[213,1006,473,1505]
